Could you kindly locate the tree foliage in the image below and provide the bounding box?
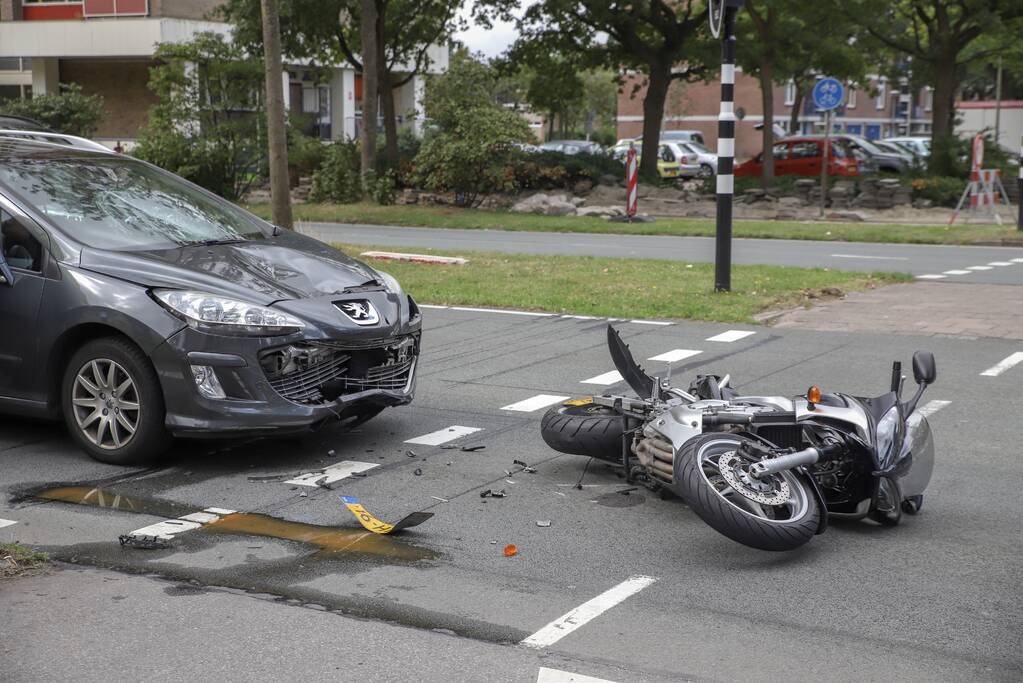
[0,84,104,137]
[132,32,266,200]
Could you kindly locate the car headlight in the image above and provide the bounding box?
[376,270,403,296]
[153,289,305,336]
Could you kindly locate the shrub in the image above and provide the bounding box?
[288,130,326,180]
[513,151,625,190]
[365,170,397,205]
[310,140,362,203]
[0,83,104,137]
[412,106,530,207]
[908,176,967,207]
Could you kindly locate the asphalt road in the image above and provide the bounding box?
[298,221,1023,286]
[3,309,1022,682]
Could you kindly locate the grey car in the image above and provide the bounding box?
[0,137,421,464]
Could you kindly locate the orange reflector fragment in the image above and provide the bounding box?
[503,544,518,557]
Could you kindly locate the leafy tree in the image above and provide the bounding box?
[133,33,265,200]
[509,0,712,178]
[221,0,465,166]
[0,84,104,137]
[523,56,584,140]
[845,0,1023,174]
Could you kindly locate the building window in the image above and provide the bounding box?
[847,87,857,108]
[875,79,886,110]
[924,87,933,112]
[784,81,796,106]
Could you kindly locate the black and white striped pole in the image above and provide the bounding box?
[710,0,744,292]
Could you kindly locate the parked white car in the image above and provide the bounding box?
[680,141,718,177]
[884,136,931,159]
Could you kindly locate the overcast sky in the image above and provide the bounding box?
[454,1,534,59]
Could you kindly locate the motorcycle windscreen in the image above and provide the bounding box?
[607,324,655,398]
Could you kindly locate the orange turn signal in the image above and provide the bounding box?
[807,385,822,405]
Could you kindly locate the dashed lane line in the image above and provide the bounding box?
[916,274,947,280]
[917,400,951,418]
[980,352,1023,377]
[1013,258,1023,264]
[522,575,659,649]
[450,306,557,317]
[988,262,1013,266]
[0,519,17,529]
[629,319,673,326]
[581,370,623,386]
[128,507,236,541]
[405,425,483,446]
[706,329,756,343]
[943,270,971,275]
[501,394,572,412]
[286,461,380,487]
[537,667,619,683]
[648,349,702,363]
[966,265,993,271]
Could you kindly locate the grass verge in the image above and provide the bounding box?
[245,202,1021,245]
[336,243,910,323]
[1,542,48,579]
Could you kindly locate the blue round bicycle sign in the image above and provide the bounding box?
[812,78,845,111]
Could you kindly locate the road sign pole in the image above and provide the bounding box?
[1018,132,1022,231]
[819,109,831,218]
[714,1,742,293]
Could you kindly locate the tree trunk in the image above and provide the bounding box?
[260,0,293,229]
[639,62,671,179]
[789,81,804,134]
[758,59,775,188]
[929,53,958,176]
[376,8,399,168]
[359,0,378,181]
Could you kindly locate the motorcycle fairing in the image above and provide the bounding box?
[607,324,656,398]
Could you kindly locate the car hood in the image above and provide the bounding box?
[77,229,381,305]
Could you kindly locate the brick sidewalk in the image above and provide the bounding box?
[768,283,1023,340]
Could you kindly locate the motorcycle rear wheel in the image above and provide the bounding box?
[540,402,624,463]
[675,434,821,551]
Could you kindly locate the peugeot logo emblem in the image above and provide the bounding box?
[335,300,379,326]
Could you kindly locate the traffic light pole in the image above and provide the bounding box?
[714,1,742,292]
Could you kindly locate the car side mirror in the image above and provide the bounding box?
[912,351,936,385]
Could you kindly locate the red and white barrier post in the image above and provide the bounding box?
[625,143,638,219]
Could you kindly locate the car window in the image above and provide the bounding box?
[829,142,848,158]
[659,145,675,162]
[790,141,820,159]
[1,209,43,272]
[0,155,270,252]
[691,133,705,145]
[772,143,790,160]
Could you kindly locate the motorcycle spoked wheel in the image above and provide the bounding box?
[675,434,821,551]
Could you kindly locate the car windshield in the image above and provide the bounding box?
[0,153,268,251]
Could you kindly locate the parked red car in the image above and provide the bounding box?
[735,137,860,178]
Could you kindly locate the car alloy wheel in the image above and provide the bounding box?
[71,358,141,450]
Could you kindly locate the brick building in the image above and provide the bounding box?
[617,70,934,160]
[0,0,445,146]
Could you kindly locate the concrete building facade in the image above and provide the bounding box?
[0,0,445,146]
[617,71,934,160]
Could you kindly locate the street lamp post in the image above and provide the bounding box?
[711,0,744,292]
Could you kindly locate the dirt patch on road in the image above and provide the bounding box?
[1,543,49,579]
[765,282,1023,340]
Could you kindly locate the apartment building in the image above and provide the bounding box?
[617,70,934,160]
[0,0,445,146]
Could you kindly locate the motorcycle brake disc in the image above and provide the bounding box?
[717,452,791,506]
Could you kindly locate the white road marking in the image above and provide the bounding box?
[286,461,380,487]
[966,265,993,271]
[917,400,951,418]
[581,370,623,385]
[943,270,971,275]
[450,306,556,317]
[706,329,756,343]
[562,315,601,320]
[831,253,909,261]
[648,349,701,363]
[418,304,449,310]
[127,507,235,541]
[988,262,1013,266]
[916,274,947,279]
[0,519,17,529]
[980,352,1023,377]
[537,667,619,683]
[628,319,673,326]
[501,394,571,412]
[405,425,483,446]
[522,575,658,649]
[1012,258,1023,263]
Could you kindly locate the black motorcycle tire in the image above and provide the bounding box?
[675,434,821,551]
[540,403,624,463]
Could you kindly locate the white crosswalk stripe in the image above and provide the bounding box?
[501,395,571,412]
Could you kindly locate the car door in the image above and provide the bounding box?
[789,141,822,176]
[0,205,47,400]
[770,142,794,175]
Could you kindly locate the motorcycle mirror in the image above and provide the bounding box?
[912,351,936,385]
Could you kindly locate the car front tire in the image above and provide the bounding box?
[61,337,170,465]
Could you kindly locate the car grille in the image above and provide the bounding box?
[260,336,417,405]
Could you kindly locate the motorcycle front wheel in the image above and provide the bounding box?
[675,434,821,551]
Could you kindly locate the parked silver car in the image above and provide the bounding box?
[680,141,718,177]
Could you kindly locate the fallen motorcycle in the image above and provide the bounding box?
[540,326,937,551]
